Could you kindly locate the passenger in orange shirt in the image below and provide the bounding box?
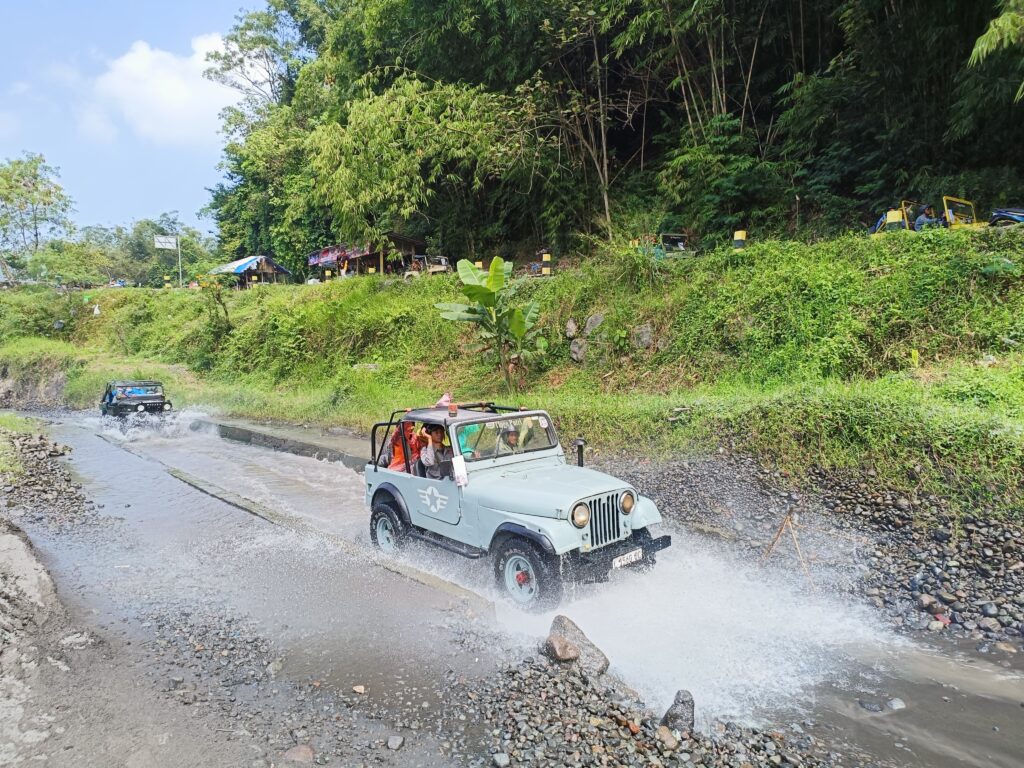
[388,422,425,472]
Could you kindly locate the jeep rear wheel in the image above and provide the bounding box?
[493,538,562,610]
[370,502,407,554]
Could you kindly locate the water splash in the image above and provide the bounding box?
[85,406,216,443]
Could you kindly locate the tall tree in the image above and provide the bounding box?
[0,153,74,278]
[970,0,1024,100]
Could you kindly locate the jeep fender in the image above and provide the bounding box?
[371,483,412,526]
[490,522,556,556]
[629,494,663,531]
[483,509,579,556]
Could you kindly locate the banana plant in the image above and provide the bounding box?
[436,257,547,390]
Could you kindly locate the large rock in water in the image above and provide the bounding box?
[545,615,609,678]
[543,633,580,662]
[661,689,695,734]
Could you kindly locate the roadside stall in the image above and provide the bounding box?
[306,233,426,280]
[210,255,292,289]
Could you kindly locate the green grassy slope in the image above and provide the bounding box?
[2,227,1023,514]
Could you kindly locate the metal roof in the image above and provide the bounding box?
[211,255,292,275]
[108,380,163,386]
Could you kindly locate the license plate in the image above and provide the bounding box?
[612,548,643,569]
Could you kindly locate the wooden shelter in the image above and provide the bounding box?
[210,255,292,288]
[306,233,426,280]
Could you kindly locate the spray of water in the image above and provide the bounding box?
[398,522,901,728]
[85,407,216,443]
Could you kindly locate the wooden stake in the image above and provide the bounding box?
[762,505,816,590]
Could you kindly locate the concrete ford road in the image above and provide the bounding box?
[365,402,672,609]
[99,380,174,417]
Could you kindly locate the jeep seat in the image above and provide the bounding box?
[414,458,427,478]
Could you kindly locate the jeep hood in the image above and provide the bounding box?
[469,463,628,519]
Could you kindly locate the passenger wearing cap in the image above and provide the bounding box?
[420,423,454,479]
[914,203,940,231]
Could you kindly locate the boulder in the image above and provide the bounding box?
[570,339,587,364]
[583,313,605,336]
[630,323,653,350]
[543,633,580,662]
[661,689,695,734]
[566,318,579,339]
[547,615,609,678]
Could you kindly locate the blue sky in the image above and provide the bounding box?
[0,0,251,234]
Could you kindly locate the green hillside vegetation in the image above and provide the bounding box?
[2,228,1023,515]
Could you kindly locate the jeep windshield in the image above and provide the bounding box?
[118,385,163,398]
[456,414,558,461]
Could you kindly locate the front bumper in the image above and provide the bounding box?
[104,402,172,416]
[565,533,672,582]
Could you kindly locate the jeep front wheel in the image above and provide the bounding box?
[370,503,407,554]
[493,538,562,610]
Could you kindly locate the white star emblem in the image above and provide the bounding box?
[417,486,449,514]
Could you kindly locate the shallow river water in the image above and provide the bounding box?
[23,410,1024,767]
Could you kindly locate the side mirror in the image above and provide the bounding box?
[572,438,586,467]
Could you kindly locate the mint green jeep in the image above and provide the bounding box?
[366,402,671,608]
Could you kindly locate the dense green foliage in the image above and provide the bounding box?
[206,0,1024,271]
[2,228,1023,514]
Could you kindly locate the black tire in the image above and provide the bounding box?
[630,527,658,570]
[369,501,408,553]
[493,537,563,610]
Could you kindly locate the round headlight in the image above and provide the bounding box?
[571,503,590,528]
[163,403,171,410]
[619,491,635,514]
[136,404,145,412]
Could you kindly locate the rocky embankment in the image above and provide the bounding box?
[468,615,884,768]
[608,454,1023,645]
[1,429,98,529]
[0,517,60,763]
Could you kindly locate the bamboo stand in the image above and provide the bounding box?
[762,505,816,590]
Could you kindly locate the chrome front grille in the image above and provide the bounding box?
[588,492,621,548]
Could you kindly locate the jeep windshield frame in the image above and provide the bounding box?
[455,413,559,462]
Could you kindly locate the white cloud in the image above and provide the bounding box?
[86,34,237,148]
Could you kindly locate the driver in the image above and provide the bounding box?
[499,425,526,454]
[914,204,940,231]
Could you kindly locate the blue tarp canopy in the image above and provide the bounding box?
[211,255,291,275]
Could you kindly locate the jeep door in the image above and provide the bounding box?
[406,472,461,528]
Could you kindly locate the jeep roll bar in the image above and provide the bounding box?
[370,403,535,472]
